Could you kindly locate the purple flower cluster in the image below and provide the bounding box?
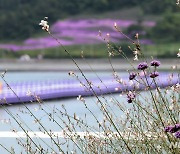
[137,62,148,70]
[175,131,180,138]
[150,71,159,78]
[129,72,137,80]
[137,60,161,79]
[0,18,156,52]
[165,123,180,139]
[150,60,161,67]
[127,91,136,103]
[150,60,160,78]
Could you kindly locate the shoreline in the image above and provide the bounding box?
[0,58,179,72]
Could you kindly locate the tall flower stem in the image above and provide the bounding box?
[48,32,134,153]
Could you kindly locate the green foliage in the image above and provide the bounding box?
[140,0,179,14]
[150,13,180,42]
[0,0,138,41]
[0,0,178,41]
[0,42,178,59]
[142,42,180,58]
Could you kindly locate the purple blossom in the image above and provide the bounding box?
[127,91,136,103]
[0,18,155,51]
[137,62,148,70]
[127,98,133,103]
[175,131,180,138]
[129,72,137,80]
[175,124,180,130]
[150,60,161,67]
[150,71,159,78]
[164,123,180,133]
[165,126,175,133]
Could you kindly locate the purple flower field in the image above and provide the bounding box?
[0,19,155,52]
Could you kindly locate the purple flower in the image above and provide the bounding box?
[164,123,180,133]
[165,126,175,133]
[175,131,180,138]
[127,91,136,103]
[150,60,160,67]
[137,62,148,70]
[175,124,180,129]
[129,72,137,80]
[150,71,159,78]
[127,98,133,103]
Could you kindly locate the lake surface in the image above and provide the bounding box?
[0,71,131,153]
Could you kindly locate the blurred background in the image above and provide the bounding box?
[0,1,179,153]
[0,0,179,60]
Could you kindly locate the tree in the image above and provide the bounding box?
[140,0,179,14]
[150,13,180,42]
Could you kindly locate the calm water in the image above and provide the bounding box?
[0,71,131,153]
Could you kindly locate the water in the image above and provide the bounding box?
[0,71,129,153]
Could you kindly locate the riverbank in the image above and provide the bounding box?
[0,58,179,72]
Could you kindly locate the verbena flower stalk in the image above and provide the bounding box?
[153,79,178,124]
[43,18,132,151]
[43,21,135,153]
[98,25,179,152]
[113,24,178,144]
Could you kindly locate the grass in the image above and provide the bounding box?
[142,42,180,58]
[0,42,179,59]
[0,43,107,59]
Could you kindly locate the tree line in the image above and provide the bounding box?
[0,0,179,41]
